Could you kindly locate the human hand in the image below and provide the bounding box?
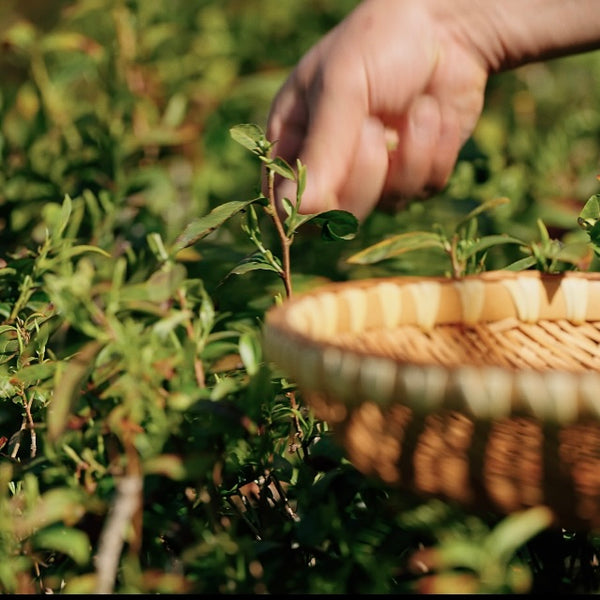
[267,0,492,219]
[267,0,600,219]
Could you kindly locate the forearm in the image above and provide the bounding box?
[456,0,600,72]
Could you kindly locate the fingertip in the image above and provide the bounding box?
[275,173,339,216]
[385,95,441,197]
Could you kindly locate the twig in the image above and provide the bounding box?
[447,235,463,279]
[266,168,292,298]
[227,496,262,541]
[93,474,143,594]
[10,417,27,460]
[24,393,37,458]
[269,472,300,522]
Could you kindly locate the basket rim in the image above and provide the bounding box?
[262,270,600,424]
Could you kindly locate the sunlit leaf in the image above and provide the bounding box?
[228,253,282,276]
[47,341,104,443]
[578,193,600,230]
[171,199,260,253]
[14,361,57,384]
[455,196,510,230]
[483,506,554,565]
[229,123,266,153]
[347,231,443,264]
[459,234,525,260]
[554,242,594,269]
[32,526,91,566]
[261,156,295,180]
[239,330,262,376]
[503,256,538,271]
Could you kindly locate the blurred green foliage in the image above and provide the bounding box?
[0,0,599,594]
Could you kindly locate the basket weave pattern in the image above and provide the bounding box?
[263,270,600,529]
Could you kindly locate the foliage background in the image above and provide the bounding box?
[0,0,599,594]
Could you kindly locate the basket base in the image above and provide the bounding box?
[307,392,600,531]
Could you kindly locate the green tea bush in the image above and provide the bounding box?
[0,0,600,594]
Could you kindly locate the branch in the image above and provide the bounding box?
[93,474,143,594]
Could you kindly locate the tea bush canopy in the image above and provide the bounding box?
[0,0,599,594]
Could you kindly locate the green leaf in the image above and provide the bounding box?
[483,506,554,566]
[62,245,110,259]
[146,265,187,303]
[536,218,551,244]
[171,199,260,253]
[14,361,57,384]
[347,231,443,265]
[587,221,600,254]
[144,454,186,480]
[32,526,91,566]
[261,156,295,180]
[43,196,73,244]
[22,315,63,361]
[47,340,104,443]
[239,330,262,376]
[152,310,192,341]
[502,256,538,271]
[459,234,525,260]
[578,193,600,230]
[311,210,359,241]
[296,160,307,200]
[554,242,593,267]
[455,196,510,231]
[147,232,170,262]
[228,253,282,276]
[281,197,294,218]
[229,123,266,153]
[0,326,18,357]
[210,377,240,401]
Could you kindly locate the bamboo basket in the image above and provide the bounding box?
[263,270,600,530]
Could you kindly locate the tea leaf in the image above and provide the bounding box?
[229,123,267,154]
[296,160,307,200]
[347,231,443,264]
[459,234,525,260]
[14,361,57,385]
[578,193,600,230]
[483,506,554,566]
[47,340,104,443]
[32,526,91,566]
[262,156,295,180]
[172,199,260,253]
[503,256,538,271]
[228,253,282,276]
[239,330,262,376]
[311,210,359,241]
[455,196,510,230]
[554,242,594,269]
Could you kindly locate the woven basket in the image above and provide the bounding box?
[263,270,600,530]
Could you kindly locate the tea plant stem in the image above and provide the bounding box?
[10,418,26,460]
[266,169,292,298]
[286,391,305,452]
[227,496,262,541]
[269,472,300,522]
[24,393,36,459]
[447,235,463,279]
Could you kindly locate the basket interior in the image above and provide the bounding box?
[276,271,600,374]
[335,319,600,372]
